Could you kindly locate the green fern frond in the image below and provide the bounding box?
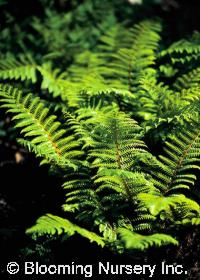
[62,52,133,104]
[132,214,156,223]
[89,112,147,170]
[95,168,156,197]
[98,24,131,54]
[61,166,109,235]
[102,20,161,93]
[17,138,44,158]
[38,63,68,98]
[26,214,105,247]
[88,112,155,209]
[0,54,37,83]
[118,228,178,251]
[174,67,200,90]
[152,122,200,193]
[135,74,177,121]
[63,175,98,213]
[60,20,161,101]
[137,193,200,219]
[182,217,200,225]
[160,35,200,64]
[132,223,154,232]
[65,103,119,147]
[0,84,83,169]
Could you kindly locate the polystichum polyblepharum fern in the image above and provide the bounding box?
[0,19,200,254]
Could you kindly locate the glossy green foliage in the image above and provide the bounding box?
[0,10,200,254]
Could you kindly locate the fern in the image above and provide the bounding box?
[0,55,37,83]
[160,33,200,64]
[118,228,178,251]
[0,84,83,169]
[137,193,200,220]
[37,63,69,98]
[151,122,200,194]
[182,217,200,226]
[26,214,105,247]
[1,16,200,257]
[101,20,162,93]
[89,111,147,170]
[174,67,200,90]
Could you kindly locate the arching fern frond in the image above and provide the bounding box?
[26,214,105,247]
[62,168,99,214]
[58,20,161,104]
[151,121,200,194]
[88,112,157,229]
[160,34,200,64]
[134,74,178,122]
[66,103,119,148]
[102,20,161,93]
[118,228,178,251]
[182,217,200,226]
[0,84,83,169]
[137,193,200,220]
[60,51,134,105]
[98,24,130,54]
[0,54,37,83]
[173,67,200,91]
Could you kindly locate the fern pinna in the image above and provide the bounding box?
[0,18,200,254]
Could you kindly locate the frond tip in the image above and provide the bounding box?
[118,228,178,251]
